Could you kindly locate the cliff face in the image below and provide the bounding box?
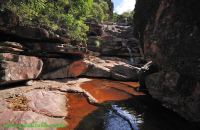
[134,0,200,122]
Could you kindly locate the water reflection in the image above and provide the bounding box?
[111,104,143,130]
[76,96,199,130]
[104,109,132,130]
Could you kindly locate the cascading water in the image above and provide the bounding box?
[122,40,135,64]
[126,46,135,64]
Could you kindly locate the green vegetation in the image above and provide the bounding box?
[4,0,110,42]
[88,0,110,23]
[113,11,134,25]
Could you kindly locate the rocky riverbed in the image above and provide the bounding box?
[0,2,200,129]
[0,78,199,130]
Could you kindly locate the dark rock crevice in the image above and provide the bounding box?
[134,0,200,122]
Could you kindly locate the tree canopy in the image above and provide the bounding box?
[4,0,110,42]
[113,11,134,25]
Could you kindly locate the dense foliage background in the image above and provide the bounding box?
[3,0,110,42]
[113,11,134,25]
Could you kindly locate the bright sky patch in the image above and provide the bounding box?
[113,0,136,14]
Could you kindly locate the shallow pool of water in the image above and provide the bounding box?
[58,79,199,130]
[75,96,199,130]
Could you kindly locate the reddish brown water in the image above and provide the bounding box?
[80,79,144,103]
[58,79,199,130]
[58,93,97,130]
[58,79,142,130]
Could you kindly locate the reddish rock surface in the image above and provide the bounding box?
[25,90,67,117]
[0,53,43,85]
[68,60,88,77]
[0,110,67,130]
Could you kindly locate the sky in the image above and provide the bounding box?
[112,0,136,14]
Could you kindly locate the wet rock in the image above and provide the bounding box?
[146,71,200,122]
[0,110,67,130]
[25,90,67,117]
[0,53,43,85]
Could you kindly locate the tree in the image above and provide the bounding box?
[88,0,109,23]
[5,0,94,42]
[113,11,134,25]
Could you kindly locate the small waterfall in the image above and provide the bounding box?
[122,40,135,64]
[127,46,135,64]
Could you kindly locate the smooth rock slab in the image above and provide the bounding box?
[0,110,67,130]
[25,90,67,117]
[0,53,43,85]
[82,56,139,81]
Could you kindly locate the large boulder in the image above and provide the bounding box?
[134,0,200,122]
[82,56,139,81]
[0,53,43,85]
[146,71,200,122]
